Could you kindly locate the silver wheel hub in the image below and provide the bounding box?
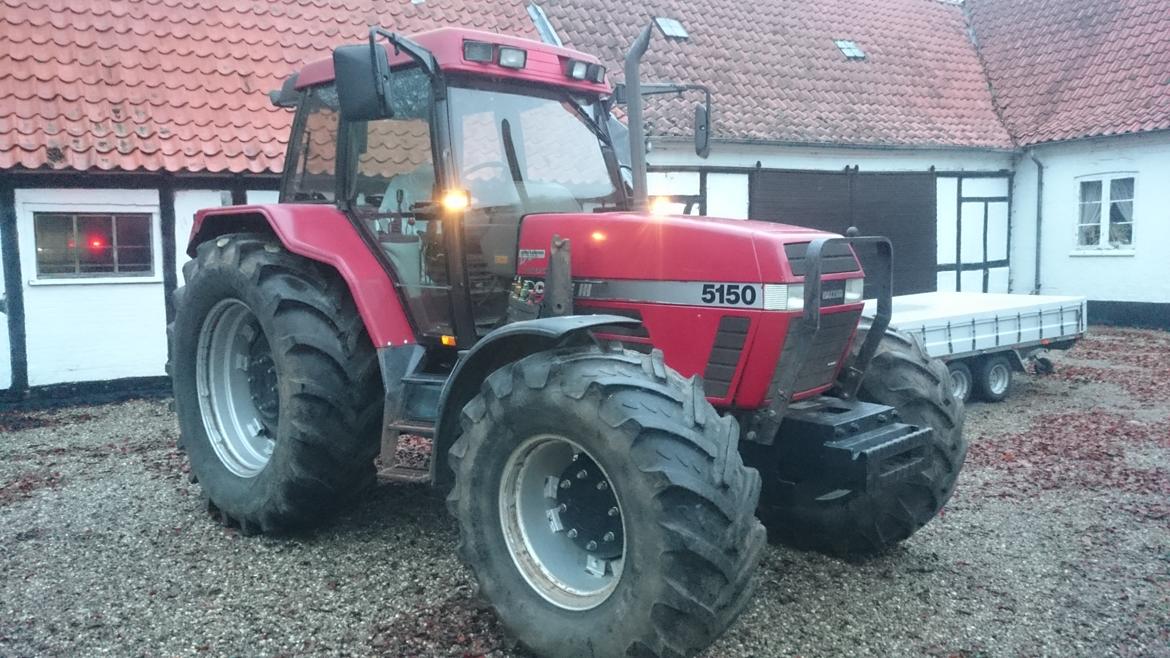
[949,368,970,400]
[499,435,626,611]
[987,363,1010,395]
[195,299,279,478]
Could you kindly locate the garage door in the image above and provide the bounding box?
[749,171,937,295]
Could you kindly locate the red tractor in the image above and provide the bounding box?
[171,24,966,658]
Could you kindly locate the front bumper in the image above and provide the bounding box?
[776,396,931,493]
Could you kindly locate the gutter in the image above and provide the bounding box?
[1027,150,1044,294]
[649,134,1019,154]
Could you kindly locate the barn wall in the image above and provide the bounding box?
[14,188,168,386]
[1,178,280,394]
[647,141,1013,294]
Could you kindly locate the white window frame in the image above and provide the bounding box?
[15,189,163,286]
[1073,172,1136,254]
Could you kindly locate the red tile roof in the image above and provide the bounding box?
[967,0,1170,146]
[0,0,538,173]
[544,0,1015,149]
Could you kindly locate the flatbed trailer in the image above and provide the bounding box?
[864,292,1088,402]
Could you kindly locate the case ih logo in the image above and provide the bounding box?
[821,286,846,302]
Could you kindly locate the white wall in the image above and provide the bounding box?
[1011,131,1170,303]
[174,189,280,284]
[174,190,228,283]
[936,175,1011,293]
[15,188,168,386]
[0,234,10,390]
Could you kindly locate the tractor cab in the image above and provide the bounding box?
[276,28,625,345]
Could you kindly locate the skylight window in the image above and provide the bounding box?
[834,39,866,60]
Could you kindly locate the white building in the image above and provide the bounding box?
[0,0,1165,398]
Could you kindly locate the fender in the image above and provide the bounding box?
[429,314,640,484]
[188,204,414,349]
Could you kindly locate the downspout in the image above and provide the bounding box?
[624,24,653,212]
[1027,150,1044,294]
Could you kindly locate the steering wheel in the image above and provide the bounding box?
[463,160,510,179]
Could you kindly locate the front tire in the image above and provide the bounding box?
[172,233,382,533]
[447,346,765,657]
[757,325,967,556]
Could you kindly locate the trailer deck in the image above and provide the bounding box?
[864,292,1088,401]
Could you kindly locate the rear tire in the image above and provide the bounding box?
[171,233,382,533]
[448,346,765,657]
[974,354,1013,402]
[756,325,967,557]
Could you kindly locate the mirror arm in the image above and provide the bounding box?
[368,27,441,81]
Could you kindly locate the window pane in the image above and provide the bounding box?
[1079,180,1101,203]
[1110,177,1134,201]
[1109,200,1133,225]
[1108,222,1132,246]
[290,86,340,202]
[116,215,152,273]
[1078,201,1100,227]
[1077,224,1100,246]
[76,215,115,273]
[34,214,76,275]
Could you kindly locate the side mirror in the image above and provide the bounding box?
[694,103,710,158]
[613,83,628,105]
[333,43,393,121]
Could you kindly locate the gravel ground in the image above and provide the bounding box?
[2,326,1168,657]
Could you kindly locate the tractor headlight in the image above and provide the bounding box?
[844,278,864,303]
[762,284,805,311]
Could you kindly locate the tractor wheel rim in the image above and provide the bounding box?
[499,434,626,611]
[988,363,1010,395]
[195,299,278,478]
[949,368,970,401]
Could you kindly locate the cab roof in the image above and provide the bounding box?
[295,27,610,95]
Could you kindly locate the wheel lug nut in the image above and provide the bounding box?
[567,529,578,539]
[585,540,597,551]
[571,452,580,461]
[603,531,615,542]
[560,479,571,489]
[596,481,608,491]
[576,469,588,479]
[607,507,619,517]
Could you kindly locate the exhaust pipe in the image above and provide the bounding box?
[624,25,653,213]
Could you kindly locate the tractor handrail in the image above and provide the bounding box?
[748,234,893,443]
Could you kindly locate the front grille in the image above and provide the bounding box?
[784,242,860,276]
[703,316,750,398]
[768,308,861,398]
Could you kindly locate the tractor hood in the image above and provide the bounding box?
[515,211,855,283]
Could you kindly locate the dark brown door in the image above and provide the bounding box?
[750,170,937,295]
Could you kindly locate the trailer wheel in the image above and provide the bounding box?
[947,360,973,402]
[447,346,765,658]
[757,325,967,557]
[171,233,382,533]
[975,354,1013,402]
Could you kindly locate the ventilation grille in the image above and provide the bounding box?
[703,316,750,398]
[784,242,860,276]
[769,309,860,398]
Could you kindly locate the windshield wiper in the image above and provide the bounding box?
[563,98,610,145]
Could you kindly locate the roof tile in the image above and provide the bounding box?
[968,0,1170,145]
[543,0,1015,149]
[0,0,538,173]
